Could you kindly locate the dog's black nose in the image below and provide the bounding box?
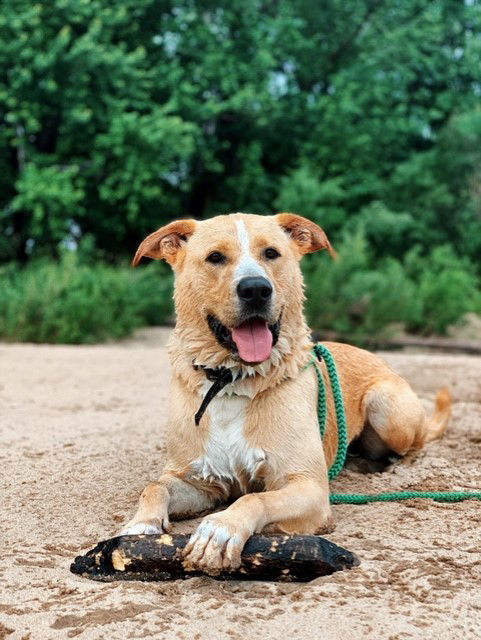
[237,277,273,306]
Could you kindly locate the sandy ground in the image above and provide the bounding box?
[1,331,481,639]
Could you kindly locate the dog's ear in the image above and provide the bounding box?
[276,213,337,258]
[132,219,197,267]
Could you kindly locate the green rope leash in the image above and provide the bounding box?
[308,343,481,504]
[329,491,481,504]
[311,344,349,481]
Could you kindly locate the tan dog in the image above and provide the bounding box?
[121,212,451,575]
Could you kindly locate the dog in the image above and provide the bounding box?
[121,212,451,575]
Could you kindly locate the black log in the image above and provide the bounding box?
[70,533,359,583]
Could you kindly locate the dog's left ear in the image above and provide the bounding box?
[276,213,337,258]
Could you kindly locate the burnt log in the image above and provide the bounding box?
[71,533,359,583]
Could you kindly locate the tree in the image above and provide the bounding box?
[1,0,481,266]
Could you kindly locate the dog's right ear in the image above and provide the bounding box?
[132,219,197,267]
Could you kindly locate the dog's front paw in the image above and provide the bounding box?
[119,517,169,537]
[182,512,251,576]
[317,512,335,535]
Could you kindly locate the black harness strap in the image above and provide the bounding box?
[193,365,235,426]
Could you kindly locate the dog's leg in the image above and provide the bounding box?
[183,476,331,575]
[362,379,451,457]
[120,473,218,536]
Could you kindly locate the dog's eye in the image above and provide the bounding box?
[264,247,281,260]
[206,251,227,265]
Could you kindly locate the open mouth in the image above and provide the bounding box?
[207,314,281,364]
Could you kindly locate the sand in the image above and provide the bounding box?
[1,331,481,639]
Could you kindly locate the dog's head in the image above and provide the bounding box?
[133,213,335,366]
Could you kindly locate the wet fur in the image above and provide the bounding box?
[122,212,451,575]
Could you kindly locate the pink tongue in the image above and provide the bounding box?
[232,319,273,364]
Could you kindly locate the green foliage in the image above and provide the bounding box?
[405,246,481,334]
[1,1,481,341]
[12,164,84,256]
[1,240,479,343]
[2,0,481,266]
[304,231,481,339]
[0,256,173,343]
[275,165,348,231]
[347,202,416,260]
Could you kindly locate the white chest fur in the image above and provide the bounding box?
[191,393,266,485]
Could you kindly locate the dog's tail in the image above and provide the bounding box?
[422,387,452,444]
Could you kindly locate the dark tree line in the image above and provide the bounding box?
[1,0,481,265]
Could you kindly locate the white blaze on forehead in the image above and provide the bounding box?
[234,219,268,282]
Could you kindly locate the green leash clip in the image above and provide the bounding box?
[307,343,481,504]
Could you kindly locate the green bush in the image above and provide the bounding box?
[0,255,173,343]
[404,246,481,335]
[1,237,479,344]
[304,230,481,339]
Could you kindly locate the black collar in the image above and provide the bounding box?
[193,363,239,426]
